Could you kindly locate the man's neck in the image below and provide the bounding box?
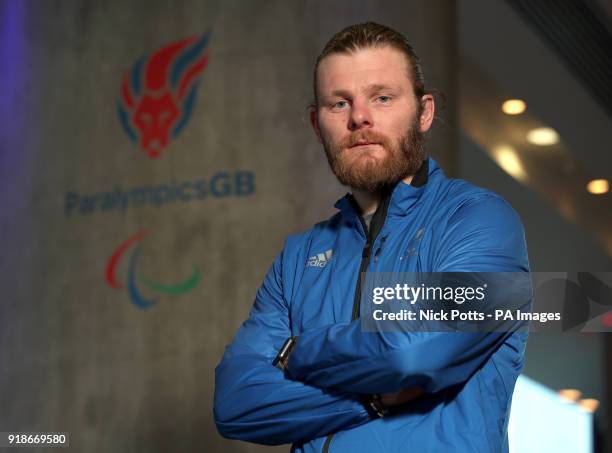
[351,174,414,215]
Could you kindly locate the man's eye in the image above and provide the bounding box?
[332,100,348,109]
[377,96,391,103]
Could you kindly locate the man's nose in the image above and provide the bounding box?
[348,100,373,130]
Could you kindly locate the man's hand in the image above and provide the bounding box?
[380,387,424,407]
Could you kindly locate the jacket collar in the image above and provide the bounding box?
[334,157,439,221]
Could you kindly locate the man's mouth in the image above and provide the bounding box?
[350,141,379,148]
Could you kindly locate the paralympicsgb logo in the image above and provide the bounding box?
[118,33,211,158]
[105,230,201,309]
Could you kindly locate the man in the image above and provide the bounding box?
[214,22,529,452]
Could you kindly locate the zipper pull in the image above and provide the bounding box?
[374,247,382,262]
[373,236,387,262]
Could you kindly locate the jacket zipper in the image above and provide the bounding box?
[322,189,392,453]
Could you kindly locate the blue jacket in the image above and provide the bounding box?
[214,158,530,452]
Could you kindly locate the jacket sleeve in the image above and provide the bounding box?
[285,195,530,395]
[213,248,371,446]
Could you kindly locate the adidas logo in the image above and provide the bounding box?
[306,249,333,268]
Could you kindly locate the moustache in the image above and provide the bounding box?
[339,131,391,150]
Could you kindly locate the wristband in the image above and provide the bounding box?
[362,394,389,418]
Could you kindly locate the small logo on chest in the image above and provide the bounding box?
[306,249,333,268]
[400,228,425,260]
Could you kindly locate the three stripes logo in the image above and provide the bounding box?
[306,249,333,268]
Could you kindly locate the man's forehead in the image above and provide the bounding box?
[317,46,412,92]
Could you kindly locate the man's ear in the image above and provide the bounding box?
[309,107,323,144]
[418,94,435,133]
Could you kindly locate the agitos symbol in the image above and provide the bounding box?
[118,33,211,158]
[105,230,200,309]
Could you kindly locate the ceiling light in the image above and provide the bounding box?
[501,99,526,115]
[578,398,599,413]
[493,145,527,181]
[558,389,582,402]
[526,127,559,146]
[587,179,609,195]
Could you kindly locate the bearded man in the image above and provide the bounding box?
[214,22,530,453]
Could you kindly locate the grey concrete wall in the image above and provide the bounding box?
[0,1,457,451]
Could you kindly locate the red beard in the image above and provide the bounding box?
[323,116,425,192]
